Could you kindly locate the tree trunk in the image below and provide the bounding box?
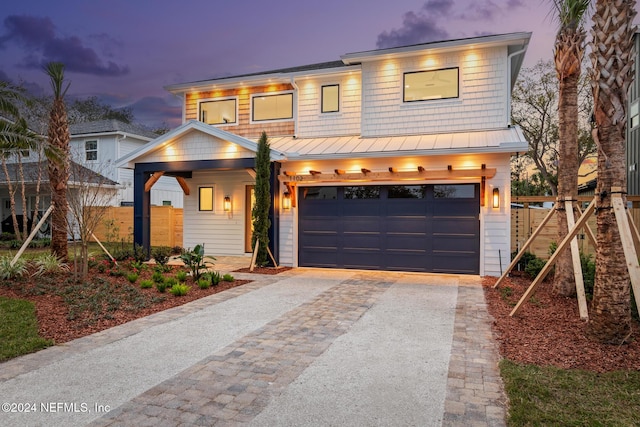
[48,97,70,262]
[554,71,580,296]
[1,157,22,241]
[18,156,29,236]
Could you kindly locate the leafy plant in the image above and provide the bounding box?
[169,283,189,296]
[151,246,172,266]
[210,271,222,286]
[222,273,234,282]
[175,270,188,282]
[140,279,153,289]
[0,256,28,280]
[164,277,178,287]
[179,244,215,281]
[580,252,595,298]
[32,254,69,276]
[152,271,165,283]
[129,260,146,273]
[197,278,210,289]
[126,272,139,284]
[155,281,168,293]
[133,243,147,262]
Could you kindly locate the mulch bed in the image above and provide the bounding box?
[484,273,640,372]
[234,266,293,275]
[0,266,250,345]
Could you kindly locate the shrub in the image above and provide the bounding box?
[0,256,28,280]
[525,257,547,279]
[152,271,165,283]
[112,247,133,261]
[32,254,69,276]
[169,283,190,296]
[129,260,146,273]
[155,281,168,293]
[197,278,210,289]
[175,270,188,282]
[126,272,139,284]
[133,243,147,262]
[151,246,172,266]
[179,244,215,281]
[210,271,222,286]
[222,273,234,282]
[164,277,178,287]
[0,232,16,241]
[140,279,154,289]
[580,252,596,298]
[511,251,538,272]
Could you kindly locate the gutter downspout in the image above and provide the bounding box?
[290,77,299,138]
[506,46,527,126]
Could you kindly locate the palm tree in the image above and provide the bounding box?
[0,81,42,240]
[550,0,590,297]
[44,62,71,262]
[588,0,637,343]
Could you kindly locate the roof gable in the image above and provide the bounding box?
[116,120,286,168]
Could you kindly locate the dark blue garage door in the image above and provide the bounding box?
[298,184,480,274]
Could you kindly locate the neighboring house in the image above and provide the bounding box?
[69,120,184,207]
[627,32,640,195]
[118,32,531,276]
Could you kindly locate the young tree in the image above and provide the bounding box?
[588,0,637,343]
[251,131,271,266]
[44,62,71,262]
[551,0,591,296]
[66,162,117,278]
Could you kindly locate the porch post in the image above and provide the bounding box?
[133,166,151,257]
[268,161,281,264]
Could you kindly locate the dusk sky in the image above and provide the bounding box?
[1,0,632,129]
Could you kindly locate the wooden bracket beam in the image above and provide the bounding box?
[175,176,190,195]
[285,182,297,208]
[278,167,497,183]
[145,171,165,192]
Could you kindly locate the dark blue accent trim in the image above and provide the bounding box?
[269,162,281,264]
[133,168,151,257]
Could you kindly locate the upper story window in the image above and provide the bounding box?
[403,68,459,102]
[321,84,339,113]
[85,140,98,161]
[630,101,639,129]
[252,92,293,122]
[200,98,237,125]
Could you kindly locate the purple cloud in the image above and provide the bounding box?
[0,15,129,77]
[128,96,181,128]
[376,0,453,49]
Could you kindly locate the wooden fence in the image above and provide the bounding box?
[511,196,640,259]
[90,206,183,248]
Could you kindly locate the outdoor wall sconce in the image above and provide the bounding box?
[224,196,231,212]
[282,192,291,210]
[492,188,500,209]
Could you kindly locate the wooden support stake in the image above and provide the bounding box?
[565,199,588,320]
[626,209,640,255]
[510,198,596,317]
[11,205,54,267]
[267,246,278,268]
[91,232,117,265]
[249,238,259,272]
[576,203,597,248]
[611,194,640,311]
[493,205,556,288]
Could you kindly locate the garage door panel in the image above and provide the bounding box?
[298,184,479,274]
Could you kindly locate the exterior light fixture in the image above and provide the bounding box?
[282,192,291,210]
[492,188,500,209]
[224,196,231,212]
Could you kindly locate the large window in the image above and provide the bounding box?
[199,187,214,211]
[85,140,98,161]
[404,68,459,102]
[200,98,236,125]
[252,93,293,121]
[321,85,339,113]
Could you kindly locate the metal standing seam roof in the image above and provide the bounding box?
[267,127,528,160]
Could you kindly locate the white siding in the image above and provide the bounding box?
[361,46,508,137]
[277,152,511,276]
[296,74,361,138]
[182,169,254,256]
[141,131,255,163]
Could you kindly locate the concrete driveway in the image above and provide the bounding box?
[0,260,505,426]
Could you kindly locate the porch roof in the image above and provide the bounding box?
[269,127,528,161]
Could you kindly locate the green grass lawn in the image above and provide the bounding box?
[0,296,53,362]
[501,359,640,426]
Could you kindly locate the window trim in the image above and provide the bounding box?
[198,97,238,126]
[321,84,340,113]
[403,67,459,103]
[198,186,215,212]
[250,91,294,123]
[85,139,98,162]
[630,100,639,130]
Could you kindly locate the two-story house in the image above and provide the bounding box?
[69,120,184,208]
[118,32,531,276]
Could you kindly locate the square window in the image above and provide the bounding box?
[200,98,237,125]
[404,68,459,102]
[199,187,214,211]
[321,85,339,113]
[85,140,98,161]
[252,93,293,121]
